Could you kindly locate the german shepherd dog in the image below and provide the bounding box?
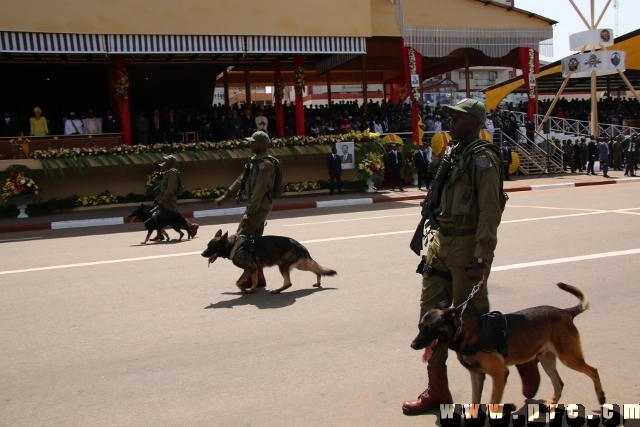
[201,229,337,294]
[128,204,193,244]
[410,283,605,406]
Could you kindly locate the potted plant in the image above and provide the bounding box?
[2,165,42,218]
[355,141,385,193]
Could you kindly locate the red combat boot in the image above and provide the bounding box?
[402,366,453,415]
[516,359,541,399]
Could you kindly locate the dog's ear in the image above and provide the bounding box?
[222,231,228,241]
[436,300,450,310]
[215,229,222,237]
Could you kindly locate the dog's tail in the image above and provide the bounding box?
[307,259,337,277]
[558,282,589,318]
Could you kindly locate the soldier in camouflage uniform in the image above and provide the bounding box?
[215,131,278,287]
[612,137,623,171]
[153,155,198,241]
[402,99,540,415]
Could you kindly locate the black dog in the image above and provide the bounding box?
[128,204,193,244]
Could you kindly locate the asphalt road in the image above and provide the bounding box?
[1,183,640,426]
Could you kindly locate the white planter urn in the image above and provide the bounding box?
[411,172,419,186]
[16,204,28,219]
[365,177,377,193]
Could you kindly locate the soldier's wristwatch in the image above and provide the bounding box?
[475,257,487,266]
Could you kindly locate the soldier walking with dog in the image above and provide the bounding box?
[403,99,540,415]
[153,155,199,240]
[214,131,281,288]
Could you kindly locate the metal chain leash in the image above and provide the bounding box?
[453,278,484,343]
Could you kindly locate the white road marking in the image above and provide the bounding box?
[316,198,373,208]
[285,212,418,226]
[492,248,640,272]
[0,237,43,243]
[2,227,640,276]
[285,207,640,227]
[51,217,124,229]
[0,252,199,276]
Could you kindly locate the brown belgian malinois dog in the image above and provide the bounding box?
[201,230,337,294]
[410,282,605,406]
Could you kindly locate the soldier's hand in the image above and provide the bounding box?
[214,198,223,208]
[465,259,487,282]
[242,213,250,223]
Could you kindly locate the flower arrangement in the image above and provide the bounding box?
[355,141,386,184]
[284,181,321,193]
[294,67,306,96]
[114,69,129,100]
[408,48,421,103]
[76,190,119,207]
[274,79,285,104]
[31,133,380,161]
[350,128,380,142]
[1,165,41,206]
[403,144,419,176]
[145,170,161,189]
[189,187,226,199]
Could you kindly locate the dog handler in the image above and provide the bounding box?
[402,99,540,414]
[154,155,199,240]
[214,131,278,287]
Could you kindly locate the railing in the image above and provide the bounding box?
[500,128,564,175]
[508,111,640,139]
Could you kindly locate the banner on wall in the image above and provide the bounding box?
[518,47,539,121]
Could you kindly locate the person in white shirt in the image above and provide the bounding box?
[82,110,102,134]
[255,110,268,133]
[433,115,442,132]
[485,115,495,133]
[64,112,84,135]
[373,118,383,134]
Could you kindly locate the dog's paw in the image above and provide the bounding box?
[312,283,321,288]
[269,289,281,294]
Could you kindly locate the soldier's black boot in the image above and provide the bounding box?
[516,359,540,399]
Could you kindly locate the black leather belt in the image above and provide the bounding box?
[438,228,477,237]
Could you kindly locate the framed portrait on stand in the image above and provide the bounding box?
[336,141,354,169]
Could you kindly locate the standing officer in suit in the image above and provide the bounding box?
[624,136,637,177]
[414,144,431,190]
[387,143,404,191]
[501,140,513,180]
[599,138,611,178]
[1,111,20,137]
[164,110,181,143]
[240,108,255,138]
[327,147,342,196]
[103,110,120,133]
[586,136,598,175]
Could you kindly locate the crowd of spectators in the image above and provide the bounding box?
[2,96,638,144]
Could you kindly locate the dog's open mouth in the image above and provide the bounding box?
[207,254,218,267]
[422,339,439,363]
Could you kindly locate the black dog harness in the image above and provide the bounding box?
[229,234,260,266]
[457,311,509,358]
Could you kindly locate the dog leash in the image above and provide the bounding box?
[453,278,484,343]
